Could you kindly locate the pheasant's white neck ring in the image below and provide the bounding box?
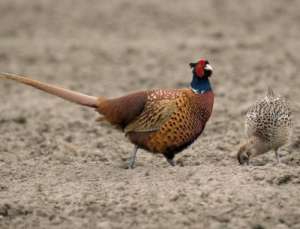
[190,74,212,94]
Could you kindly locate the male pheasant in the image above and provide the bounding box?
[237,88,292,165]
[0,59,214,168]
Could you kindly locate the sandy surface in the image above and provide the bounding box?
[0,0,300,228]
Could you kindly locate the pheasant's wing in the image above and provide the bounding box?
[245,99,268,139]
[124,99,177,133]
[97,91,148,128]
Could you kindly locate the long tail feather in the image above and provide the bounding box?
[0,72,98,107]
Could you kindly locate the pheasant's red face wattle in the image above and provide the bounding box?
[195,60,206,77]
[190,59,213,78]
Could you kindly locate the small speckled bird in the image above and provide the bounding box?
[237,88,292,165]
[0,59,214,168]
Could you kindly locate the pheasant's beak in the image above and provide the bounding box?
[189,62,197,68]
[204,64,213,77]
[204,64,213,72]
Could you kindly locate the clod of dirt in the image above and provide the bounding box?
[276,174,294,185]
[252,224,265,229]
[0,203,32,218]
[12,116,27,125]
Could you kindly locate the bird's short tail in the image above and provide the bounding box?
[0,72,99,108]
[267,87,275,97]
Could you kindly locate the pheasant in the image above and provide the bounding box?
[237,88,292,165]
[0,59,214,168]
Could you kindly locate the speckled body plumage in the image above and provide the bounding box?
[246,89,292,150]
[238,88,292,164]
[98,88,214,160]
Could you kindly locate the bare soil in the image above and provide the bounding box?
[0,0,300,228]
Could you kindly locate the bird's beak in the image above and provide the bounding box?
[189,62,197,68]
[204,64,213,72]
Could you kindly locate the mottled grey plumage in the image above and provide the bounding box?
[238,88,292,164]
[246,88,292,148]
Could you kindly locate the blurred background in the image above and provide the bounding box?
[0,0,300,228]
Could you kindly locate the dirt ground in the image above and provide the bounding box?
[0,0,300,228]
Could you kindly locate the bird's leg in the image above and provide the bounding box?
[166,158,176,166]
[128,145,138,169]
[274,149,280,164]
[163,152,176,167]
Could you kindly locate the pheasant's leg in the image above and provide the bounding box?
[166,158,176,166]
[163,152,176,167]
[274,149,280,163]
[128,145,138,169]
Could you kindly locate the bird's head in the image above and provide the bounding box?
[237,137,268,165]
[237,144,252,165]
[189,59,213,78]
